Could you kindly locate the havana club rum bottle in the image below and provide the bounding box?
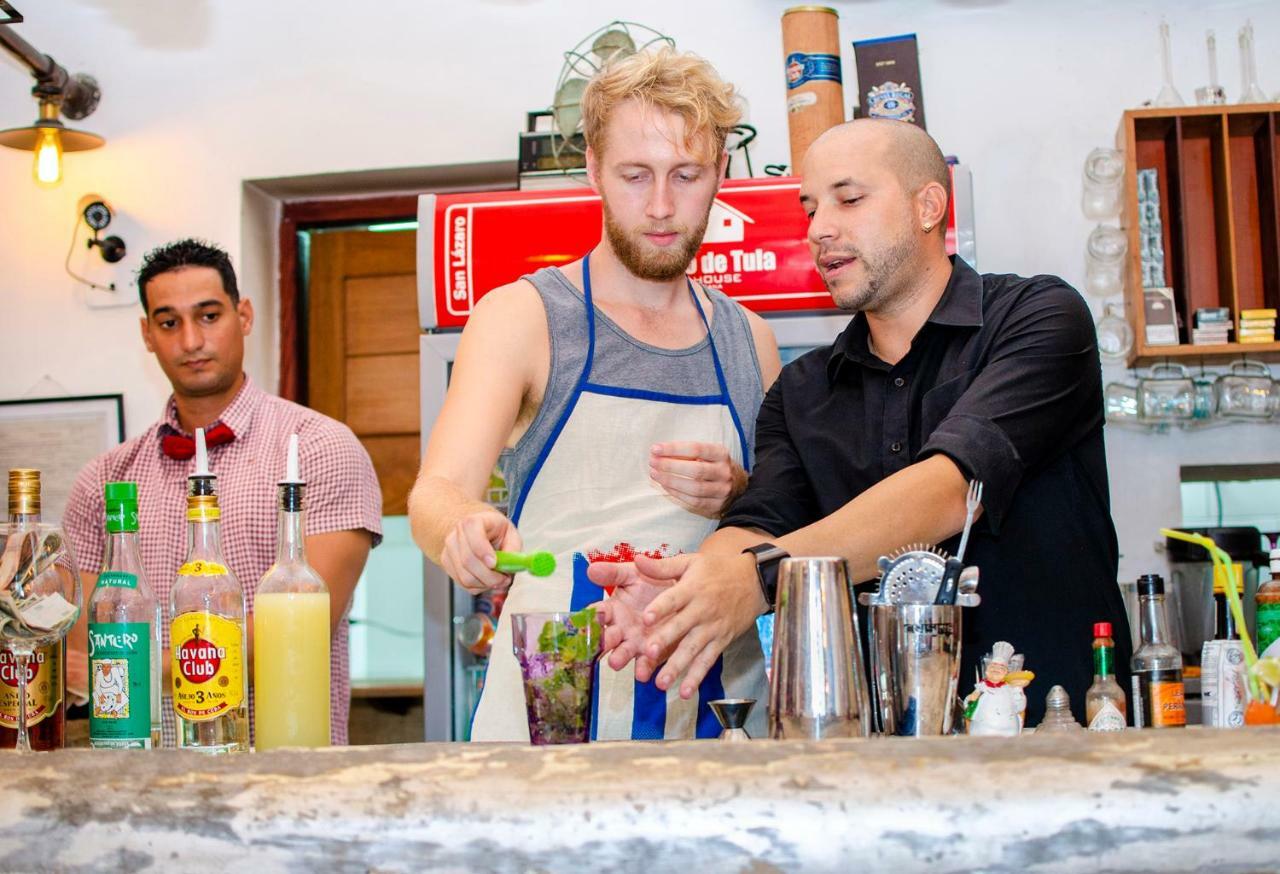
[0,469,66,750]
[170,430,249,752]
[88,482,163,748]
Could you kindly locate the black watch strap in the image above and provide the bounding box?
[743,543,789,613]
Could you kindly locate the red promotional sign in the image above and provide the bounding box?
[419,177,831,330]
[417,174,962,330]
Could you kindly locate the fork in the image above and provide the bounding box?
[955,480,983,563]
[933,480,983,606]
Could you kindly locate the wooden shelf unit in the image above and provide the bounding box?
[1118,103,1280,366]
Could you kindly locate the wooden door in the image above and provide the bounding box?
[307,229,419,515]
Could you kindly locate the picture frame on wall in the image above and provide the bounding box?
[0,394,125,523]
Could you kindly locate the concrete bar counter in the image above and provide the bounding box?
[2,728,1277,872]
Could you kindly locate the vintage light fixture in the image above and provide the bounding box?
[0,12,104,187]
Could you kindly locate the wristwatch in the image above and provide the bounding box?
[743,543,789,613]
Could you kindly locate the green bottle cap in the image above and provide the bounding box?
[104,481,139,533]
[104,482,138,503]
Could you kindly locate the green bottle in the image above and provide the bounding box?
[88,482,162,748]
[1257,549,1280,659]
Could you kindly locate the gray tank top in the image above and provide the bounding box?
[500,267,765,513]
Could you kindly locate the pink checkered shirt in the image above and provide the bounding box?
[64,376,382,747]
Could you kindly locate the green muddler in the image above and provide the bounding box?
[494,550,557,577]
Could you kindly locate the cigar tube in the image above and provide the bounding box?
[782,6,845,171]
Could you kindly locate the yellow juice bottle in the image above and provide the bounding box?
[253,435,331,750]
[254,592,330,748]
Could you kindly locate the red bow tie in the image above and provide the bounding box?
[161,422,236,461]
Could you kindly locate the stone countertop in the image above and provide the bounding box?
[1,728,1277,873]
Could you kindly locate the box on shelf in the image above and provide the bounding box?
[1144,287,1180,345]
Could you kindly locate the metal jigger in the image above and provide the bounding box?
[709,698,756,741]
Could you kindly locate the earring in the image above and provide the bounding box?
[922,223,934,233]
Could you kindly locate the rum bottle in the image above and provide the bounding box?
[88,482,163,748]
[170,429,249,752]
[0,469,65,750]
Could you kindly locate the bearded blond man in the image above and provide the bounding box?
[409,48,780,742]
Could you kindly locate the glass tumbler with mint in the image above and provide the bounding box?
[512,609,602,744]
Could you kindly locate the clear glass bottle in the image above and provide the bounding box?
[88,482,162,748]
[1130,574,1186,728]
[0,469,65,751]
[1086,621,1128,731]
[170,431,249,753]
[253,435,331,750]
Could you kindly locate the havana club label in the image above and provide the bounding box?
[170,613,243,722]
[0,642,62,729]
[89,622,152,748]
[177,560,229,577]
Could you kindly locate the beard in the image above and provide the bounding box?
[821,226,918,313]
[602,196,709,282]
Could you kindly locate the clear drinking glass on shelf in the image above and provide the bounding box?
[1085,226,1128,298]
[1095,304,1134,360]
[1104,382,1141,424]
[0,522,81,753]
[1215,360,1274,419]
[1137,363,1195,421]
[1081,149,1125,220]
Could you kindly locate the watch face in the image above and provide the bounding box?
[83,201,112,230]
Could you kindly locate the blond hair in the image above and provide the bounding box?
[581,47,741,163]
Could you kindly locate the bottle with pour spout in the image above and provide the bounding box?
[170,428,249,752]
[0,469,66,750]
[253,434,331,749]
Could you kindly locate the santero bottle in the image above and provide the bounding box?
[88,482,163,748]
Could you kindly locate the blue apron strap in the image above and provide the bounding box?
[688,280,751,472]
[510,252,598,526]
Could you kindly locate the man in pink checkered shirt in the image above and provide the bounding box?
[64,239,382,747]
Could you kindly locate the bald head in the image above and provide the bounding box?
[798,119,954,312]
[806,119,951,206]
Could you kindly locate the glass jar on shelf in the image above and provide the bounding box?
[1095,304,1134,360]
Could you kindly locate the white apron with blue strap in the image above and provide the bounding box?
[470,253,767,742]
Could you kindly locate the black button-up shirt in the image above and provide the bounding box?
[724,257,1132,723]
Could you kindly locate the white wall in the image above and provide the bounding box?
[1,0,1278,571]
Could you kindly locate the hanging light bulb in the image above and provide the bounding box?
[33,125,62,186]
[0,98,103,188]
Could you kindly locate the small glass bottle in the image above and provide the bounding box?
[1086,621,1128,731]
[1130,574,1186,728]
[88,482,163,748]
[170,429,249,753]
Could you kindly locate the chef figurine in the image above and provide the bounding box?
[964,641,1034,736]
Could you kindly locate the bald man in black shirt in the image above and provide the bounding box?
[590,119,1132,725]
